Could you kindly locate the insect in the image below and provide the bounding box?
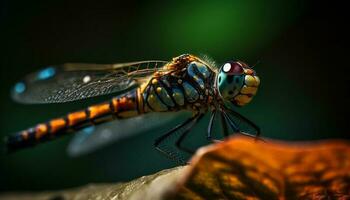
[5,54,260,163]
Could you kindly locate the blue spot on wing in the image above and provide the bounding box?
[82,126,95,134]
[75,126,96,144]
[37,67,56,80]
[14,82,26,94]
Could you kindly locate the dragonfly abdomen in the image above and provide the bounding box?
[6,89,142,152]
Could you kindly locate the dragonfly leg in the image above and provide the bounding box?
[222,109,263,141]
[175,113,205,154]
[224,108,261,137]
[207,110,218,142]
[220,112,229,138]
[206,110,230,143]
[154,113,201,164]
[221,110,239,132]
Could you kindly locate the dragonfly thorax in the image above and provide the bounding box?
[142,59,216,112]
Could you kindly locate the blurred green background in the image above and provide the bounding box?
[0,0,348,191]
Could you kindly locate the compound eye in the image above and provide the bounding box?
[222,62,243,75]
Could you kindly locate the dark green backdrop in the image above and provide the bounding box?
[0,0,348,191]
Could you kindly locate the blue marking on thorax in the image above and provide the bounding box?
[161,77,171,88]
[146,87,168,111]
[183,82,199,103]
[14,82,26,94]
[37,67,56,80]
[172,88,184,106]
[188,62,205,89]
[196,63,210,78]
[187,62,197,78]
[156,86,175,107]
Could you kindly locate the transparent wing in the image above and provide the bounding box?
[224,107,260,137]
[11,61,168,104]
[67,111,191,157]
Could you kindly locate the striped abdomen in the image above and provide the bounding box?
[6,89,143,152]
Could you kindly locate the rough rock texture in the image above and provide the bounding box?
[1,135,350,200]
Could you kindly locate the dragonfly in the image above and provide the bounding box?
[5,54,261,163]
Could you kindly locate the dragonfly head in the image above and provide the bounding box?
[216,60,260,106]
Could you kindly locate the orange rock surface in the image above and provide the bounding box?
[170,136,350,200]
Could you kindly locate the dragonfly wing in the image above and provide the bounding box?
[12,61,168,104]
[67,111,191,157]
